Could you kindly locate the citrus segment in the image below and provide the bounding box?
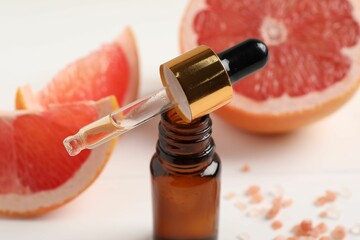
[0,96,118,216]
[16,26,139,110]
[180,0,360,133]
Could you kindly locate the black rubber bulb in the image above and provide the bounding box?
[217,39,269,85]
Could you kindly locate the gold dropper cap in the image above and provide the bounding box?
[160,45,233,122]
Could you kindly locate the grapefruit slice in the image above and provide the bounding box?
[16,26,139,110]
[180,0,360,133]
[0,96,118,217]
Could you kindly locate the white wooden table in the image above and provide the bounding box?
[0,1,359,239]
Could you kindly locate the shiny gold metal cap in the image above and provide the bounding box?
[160,45,232,122]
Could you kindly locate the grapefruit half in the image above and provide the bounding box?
[180,0,360,133]
[0,96,118,217]
[16,26,139,110]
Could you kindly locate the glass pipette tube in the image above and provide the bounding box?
[63,88,174,156]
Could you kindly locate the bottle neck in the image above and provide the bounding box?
[156,110,215,173]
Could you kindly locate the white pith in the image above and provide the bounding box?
[181,0,360,115]
[0,97,114,213]
[260,17,288,46]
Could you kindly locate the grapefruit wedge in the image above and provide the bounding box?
[0,96,118,217]
[180,0,360,133]
[16,26,139,110]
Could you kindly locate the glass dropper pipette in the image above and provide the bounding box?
[63,39,269,156]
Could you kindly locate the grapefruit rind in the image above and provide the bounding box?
[0,96,119,217]
[216,82,360,133]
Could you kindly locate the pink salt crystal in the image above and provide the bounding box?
[331,225,346,240]
[234,200,247,211]
[314,196,327,207]
[324,205,341,220]
[325,191,336,202]
[291,224,300,235]
[290,220,322,239]
[250,193,263,204]
[246,185,260,196]
[315,223,328,234]
[314,190,337,207]
[349,224,360,235]
[300,219,313,232]
[337,187,351,199]
[319,211,327,218]
[224,192,236,200]
[271,220,283,230]
[266,197,282,219]
[282,199,293,208]
[241,164,250,173]
[247,207,266,218]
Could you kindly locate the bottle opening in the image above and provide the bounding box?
[163,109,206,129]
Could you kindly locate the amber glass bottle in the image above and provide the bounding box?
[150,110,221,240]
